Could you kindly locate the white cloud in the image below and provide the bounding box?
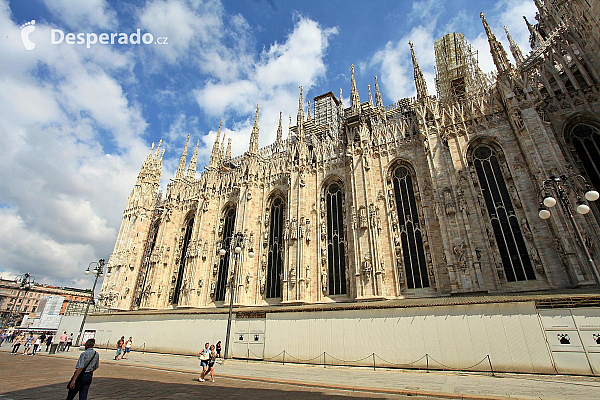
[194,16,338,160]
[0,0,149,287]
[41,0,117,30]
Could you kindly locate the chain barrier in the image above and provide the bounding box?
[236,348,494,375]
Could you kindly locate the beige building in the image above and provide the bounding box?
[0,278,91,326]
[100,1,600,312]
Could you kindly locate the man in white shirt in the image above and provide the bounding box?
[67,339,99,400]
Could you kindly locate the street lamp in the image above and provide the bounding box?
[2,273,35,329]
[538,174,599,286]
[76,259,110,346]
[219,232,254,362]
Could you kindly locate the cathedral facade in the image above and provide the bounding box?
[99,0,600,311]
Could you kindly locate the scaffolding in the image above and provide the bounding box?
[434,33,491,102]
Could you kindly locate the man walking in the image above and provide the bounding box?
[114,336,125,360]
[65,333,74,351]
[45,334,53,352]
[66,338,99,400]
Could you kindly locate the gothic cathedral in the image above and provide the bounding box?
[99,1,600,310]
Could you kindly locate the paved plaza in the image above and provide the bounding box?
[1,347,600,399]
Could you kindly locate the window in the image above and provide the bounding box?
[172,217,194,304]
[391,166,429,289]
[472,145,534,281]
[216,207,236,301]
[266,197,285,298]
[325,182,347,295]
[569,123,600,192]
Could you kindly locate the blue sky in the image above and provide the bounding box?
[0,0,538,288]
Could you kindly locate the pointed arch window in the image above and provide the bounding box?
[568,123,600,192]
[391,166,429,289]
[326,182,347,295]
[472,145,535,281]
[172,217,194,304]
[266,197,285,298]
[216,207,236,301]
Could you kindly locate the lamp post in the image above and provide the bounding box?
[75,259,110,347]
[2,272,35,329]
[219,232,255,362]
[538,174,600,286]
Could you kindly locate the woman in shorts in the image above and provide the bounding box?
[198,343,210,382]
[200,344,217,382]
[122,337,133,359]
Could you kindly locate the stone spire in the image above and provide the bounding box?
[524,16,544,48]
[225,137,231,160]
[408,41,429,100]
[307,100,312,121]
[248,104,260,154]
[504,26,524,67]
[154,139,162,160]
[209,121,222,169]
[276,111,283,144]
[374,75,383,108]
[175,134,190,180]
[350,64,360,111]
[297,87,305,141]
[480,13,512,75]
[339,88,344,108]
[368,84,373,105]
[220,134,226,159]
[186,139,199,179]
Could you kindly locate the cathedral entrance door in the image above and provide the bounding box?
[232,316,266,360]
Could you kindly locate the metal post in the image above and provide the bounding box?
[426,353,429,373]
[223,253,238,362]
[283,350,286,365]
[487,355,495,376]
[561,196,600,286]
[323,352,326,368]
[75,271,100,347]
[372,352,376,371]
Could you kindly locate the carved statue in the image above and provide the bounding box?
[305,219,311,243]
[321,269,328,293]
[443,189,456,215]
[210,282,216,296]
[359,206,367,229]
[509,185,522,208]
[259,274,266,294]
[289,268,296,284]
[320,221,327,240]
[521,218,533,241]
[290,218,298,240]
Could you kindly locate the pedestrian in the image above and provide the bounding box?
[39,332,47,346]
[10,331,17,343]
[66,338,99,400]
[23,333,34,355]
[122,337,133,360]
[59,331,68,351]
[200,344,217,382]
[32,335,41,355]
[198,342,210,382]
[66,333,74,351]
[114,336,125,360]
[11,333,24,354]
[45,334,53,351]
[0,331,6,347]
[216,340,222,358]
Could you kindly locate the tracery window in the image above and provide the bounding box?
[266,197,285,298]
[325,182,347,295]
[216,207,236,301]
[391,166,429,289]
[472,145,535,282]
[569,123,600,192]
[172,217,194,304]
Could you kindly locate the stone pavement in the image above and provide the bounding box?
[1,346,599,399]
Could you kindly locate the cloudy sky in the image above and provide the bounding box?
[0,0,538,289]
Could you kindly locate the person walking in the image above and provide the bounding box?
[65,333,74,351]
[45,334,53,352]
[11,333,24,354]
[32,335,41,355]
[114,336,125,360]
[122,337,133,360]
[198,343,210,382]
[200,344,217,382]
[216,341,222,358]
[0,331,6,347]
[66,338,99,400]
[59,331,68,351]
[23,333,34,355]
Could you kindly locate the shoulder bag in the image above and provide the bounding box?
[67,351,98,390]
